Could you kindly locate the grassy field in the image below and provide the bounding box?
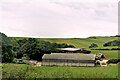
[91,50,119,59]
[0,63,2,80]
[2,63,118,78]
[10,36,118,49]
[9,37,119,59]
[6,37,119,79]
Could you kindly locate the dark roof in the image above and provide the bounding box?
[42,53,96,60]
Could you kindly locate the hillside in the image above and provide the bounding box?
[9,36,119,50]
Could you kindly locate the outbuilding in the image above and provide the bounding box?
[61,48,91,54]
[99,60,108,67]
[96,53,105,59]
[42,53,96,66]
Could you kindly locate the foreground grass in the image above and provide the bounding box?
[2,63,118,78]
[0,63,2,79]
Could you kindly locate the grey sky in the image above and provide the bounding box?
[0,0,118,38]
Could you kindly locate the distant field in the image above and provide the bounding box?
[9,37,119,59]
[10,36,118,49]
[91,50,119,59]
[37,37,118,49]
[2,63,118,78]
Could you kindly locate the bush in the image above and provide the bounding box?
[89,43,98,48]
[88,37,96,39]
[103,40,120,47]
[22,54,30,60]
[90,49,110,50]
[12,58,17,63]
[107,59,120,63]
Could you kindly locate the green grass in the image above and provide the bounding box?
[0,63,2,67]
[0,63,2,80]
[10,36,118,49]
[37,37,118,49]
[91,50,119,59]
[90,46,119,50]
[10,37,119,59]
[2,63,118,78]
[5,37,119,79]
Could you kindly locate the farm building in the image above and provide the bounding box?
[61,48,91,54]
[42,53,96,66]
[96,53,105,59]
[99,60,108,67]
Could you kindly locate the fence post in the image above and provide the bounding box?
[64,60,65,66]
[71,60,72,66]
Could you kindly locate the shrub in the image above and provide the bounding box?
[88,37,96,39]
[107,59,120,63]
[89,43,98,48]
[13,58,17,63]
[103,40,120,47]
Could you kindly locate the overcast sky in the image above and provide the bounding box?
[0,0,118,38]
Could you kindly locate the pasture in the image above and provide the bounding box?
[91,50,119,59]
[2,63,118,79]
[5,37,119,79]
[10,36,118,49]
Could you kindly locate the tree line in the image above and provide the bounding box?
[89,40,120,49]
[0,32,75,62]
[103,40,120,47]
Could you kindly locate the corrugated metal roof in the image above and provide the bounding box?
[42,53,96,60]
[61,48,91,54]
[61,48,80,51]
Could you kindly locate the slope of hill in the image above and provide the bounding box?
[9,36,118,49]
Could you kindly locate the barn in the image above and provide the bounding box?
[42,53,96,67]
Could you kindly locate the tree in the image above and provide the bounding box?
[0,32,75,62]
[103,40,120,47]
[0,32,14,63]
[89,43,98,48]
[2,45,14,62]
[15,38,75,61]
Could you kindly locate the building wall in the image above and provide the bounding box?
[42,59,95,66]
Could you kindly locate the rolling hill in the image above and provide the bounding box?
[9,36,119,50]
